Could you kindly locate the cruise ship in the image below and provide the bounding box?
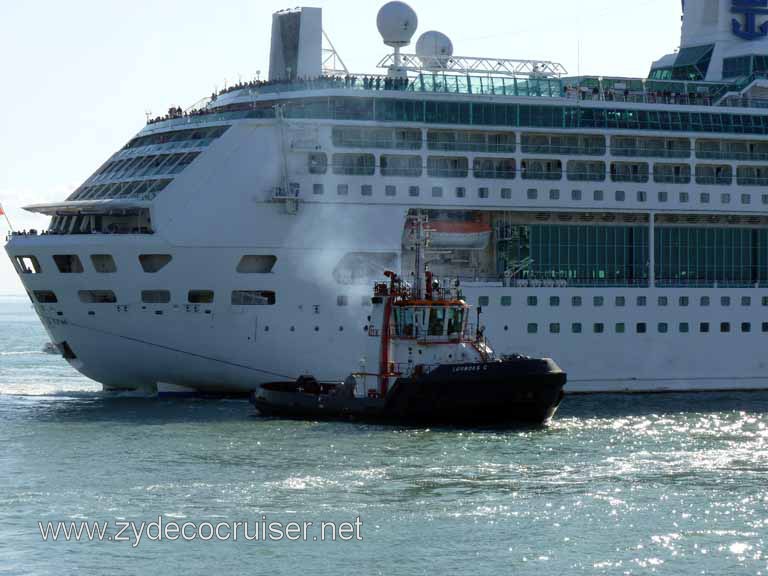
[7,0,768,394]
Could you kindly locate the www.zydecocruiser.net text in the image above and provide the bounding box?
[38,516,364,547]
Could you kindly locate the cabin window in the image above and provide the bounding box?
[700,322,710,333]
[337,184,349,196]
[721,322,731,333]
[53,255,84,274]
[742,296,752,307]
[473,157,516,179]
[658,322,669,334]
[742,322,751,333]
[427,156,469,178]
[428,308,446,336]
[447,308,463,336]
[231,291,276,305]
[594,323,605,334]
[572,296,582,307]
[91,255,117,273]
[478,296,489,307]
[188,290,214,304]
[501,296,512,307]
[550,323,560,334]
[142,290,171,304]
[313,183,325,195]
[432,186,443,198]
[616,323,626,334]
[34,291,58,304]
[237,255,277,274]
[337,295,348,307]
[501,188,512,199]
[79,290,117,304]
[15,256,42,274]
[139,254,172,273]
[409,186,420,197]
[572,323,582,334]
[455,187,466,198]
[308,153,327,174]
[385,185,397,197]
[615,296,626,307]
[680,323,689,333]
[361,185,373,196]
[527,323,538,334]
[636,322,647,334]
[331,153,375,176]
[478,187,490,199]
[380,155,422,177]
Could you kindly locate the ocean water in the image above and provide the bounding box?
[1,294,767,576]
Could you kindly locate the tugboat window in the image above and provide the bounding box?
[428,308,446,336]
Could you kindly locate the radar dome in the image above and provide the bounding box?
[377,1,418,48]
[415,31,453,68]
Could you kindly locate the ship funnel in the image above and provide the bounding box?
[269,7,323,82]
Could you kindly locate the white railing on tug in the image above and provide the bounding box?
[377,53,568,78]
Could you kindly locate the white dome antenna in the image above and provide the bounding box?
[377,1,418,78]
[416,31,453,70]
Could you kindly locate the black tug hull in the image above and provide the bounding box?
[251,358,566,427]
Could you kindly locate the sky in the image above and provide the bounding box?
[0,0,681,294]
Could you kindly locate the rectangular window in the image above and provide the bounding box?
[549,189,560,200]
[478,296,489,307]
[33,291,58,304]
[432,186,443,198]
[572,189,582,201]
[680,322,690,333]
[594,323,605,334]
[527,323,538,334]
[593,296,604,307]
[385,185,396,197]
[409,186,420,197]
[361,185,373,196]
[550,296,560,306]
[141,290,170,304]
[658,191,668,203]
[742,193,751,205]
[679,296,689,307]
[721,322,731,333]
[572,296,582,307]
[700,192,710,204]
[658,322,669,333]
[501,188,512,200]
[427,156,469,178]
[337,295,348,306]
[742,322,751,333]
[14,256,42,274]
[91,255,117,274]
[700,322,710,333]
[721,193,731,204]
[313,183,324,195]
[742,296,752,307]
[337,184,349,196]
[53,255,84,274]
[231,290,276,305]
[637,322,647,334]
[550,323,561,334]
[593,190,604,201]
[637,296,647,307]
[473,157,516,179]
[658,296,668,306]
[79,290,117,304]
[616,323,626,334]
[501,296,512,306]
[237,255,277,274]
[572,322,583,334]
[527,188,538,200]
[701,296,711,306]
[637,191,647,202]
[455,187,466,198]
[615,296,626,307]
[331,153,375,176]
[308,152,327,174]
[721,296,731,307]
[478,187,490,199]
[527,296,538,306]
[380,155,422,177]
[680,192,689,203]
[188,290,214,304]
[615,190,625,202]
[763,322,768,333]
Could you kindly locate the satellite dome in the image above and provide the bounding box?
[415,31,453,68]
[377,1,418,48]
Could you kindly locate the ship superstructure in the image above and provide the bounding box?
[8,0,768,394]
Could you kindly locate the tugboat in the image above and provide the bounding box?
[250,217,566,427]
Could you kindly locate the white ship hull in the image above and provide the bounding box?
[9,1,768,395]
